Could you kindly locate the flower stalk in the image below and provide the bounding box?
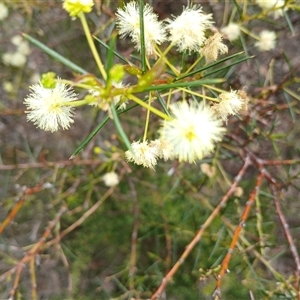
[78,12,107,80]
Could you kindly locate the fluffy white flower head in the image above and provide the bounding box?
[125,140,159,169]
[17,41,31,56]
[2,52,27,67]
[63,0,94,17]
[11,35,23,46]
[0,3,9,20]
[221,23,241,41]
[102,172,119,187]
[166,5,214,53]
[149,139,174,161]
[159,101,225,163]
[3,81,13,93]
[2,35,30,67]
[116,2,166,57]
[212,90,248,122]
[11,36,31,56]
[201,32,228,62]
[24,81,78,132]
[255,30,276,51]
[256,0,287,19]
[256,0,281,9]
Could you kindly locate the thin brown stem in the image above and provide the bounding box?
[0,184,46,235]
[150,156,251,300]
[46,187,115,247]
[9,264,23,300]
[197,192,297,294]
[128,179,139,292]
[244,148,300,298]
[0,206,67,286]
[30,256,37,300]
[0,159,104,170]
[270,185,300,300]
[213,172,264,298]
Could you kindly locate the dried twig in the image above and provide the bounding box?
[271,185,300,300]
[46,187,115,247]
[213,172,264,299]
[29,256,37,300]
[150,156,251,300]
[0,184,47,235]
[0,205,67,297]
[197,192,298,295]
[0,159,104,170]
[128,179,139,292]
[248,151,300,278]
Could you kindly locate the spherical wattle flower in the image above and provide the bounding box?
[149,139,174,161]
[63,0,94,18]
[125,140,159,169]
[201,32,228,62]
[166,5,214,53]
[221,23,241,41]
[255,30,276,51]
[24,82,78,132]
[159,101,225,163]
[0,3,9,20]
[256,0,287,19]
[212,90,248,122]
[116,2,166,57]
[102,172,119,187]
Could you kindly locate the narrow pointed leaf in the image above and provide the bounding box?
[22,33,88,74]
[110,104,132,151]
[139,0,147,74]
[70,116,109,159]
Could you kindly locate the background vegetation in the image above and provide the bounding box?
[1,0,300,299]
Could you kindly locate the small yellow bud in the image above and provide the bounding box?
[63,0,94,18]
[109,65,125,83]
[93,146,101,154]
[41,72,57,88]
